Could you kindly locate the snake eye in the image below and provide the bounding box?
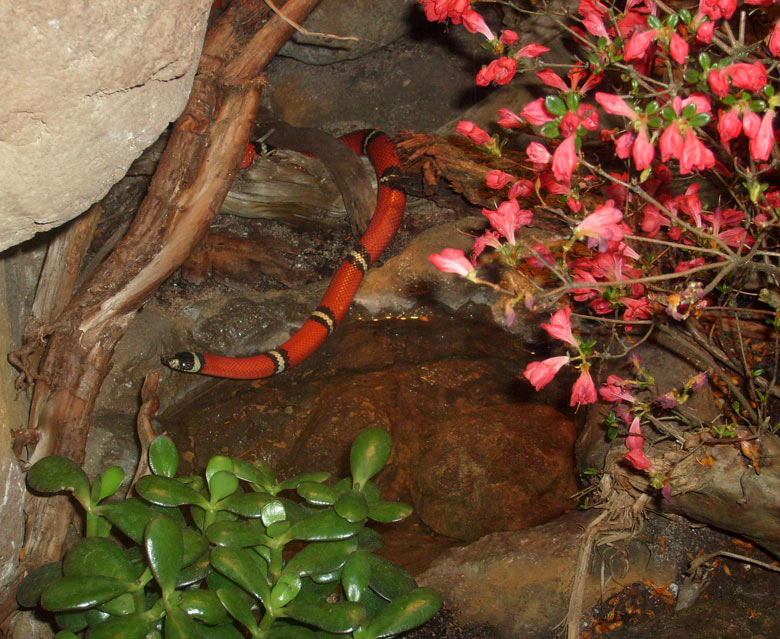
[164,352,203,373]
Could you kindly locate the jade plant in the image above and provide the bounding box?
[19,428,441,639]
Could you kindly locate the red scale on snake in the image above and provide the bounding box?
[164,129,406,379]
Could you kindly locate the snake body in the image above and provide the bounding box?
[164,129,405,379]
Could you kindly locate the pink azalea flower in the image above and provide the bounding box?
[570,367,598,407]
[624,417,653,471]
[575,200,625,249]
[515,42,550,58]
[497,108,524,128]
[625,448,653,470]
[523,355,570,391]
[500,29,518,45]
[679,128,715,174]
[537,69,569,91]
[748,110,775,162]
[482,199,533,244]
[541,306,578,347]
[461,8,494,40]
[485,169,516,189]
[770,18,780,57]
[696,20,714,44]
[623,28,658,60]
[429,248,475,276]
[632,126,655,170]
[471,229,502,263]
[717,107,743,146]
[583,12,610,38]
[418,0,470,23]
[520,98,555,126]
[615,131,636,159]
[659,121,684,162]
[668,32,689,65]
[552,134,578,185]
[599,375,636,403]
[641,205,670,237]
[707,68,729,98]
[621,296,651,322]
[508,179,534,198]
[525,243,555,269]
[456,120,491,145]
[625,417,644,449]
[595,92,639,119]
[476,57,517,86]
[723,62,767,92]
[698,0,737,20]
[526,141,552,165]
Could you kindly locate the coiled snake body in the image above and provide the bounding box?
[164,129,405,379]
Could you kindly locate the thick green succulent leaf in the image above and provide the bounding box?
[199,622,246,639]
[350,429,392,489]
[149,435,179,478]
[206,456,234,482]
[310,571,341,584]
[283,539,358,578]
[136,475,209,509]
[98,592,136,616]
[97,466,125,501]
[367,501,412,524]
[164,606,201,639]
[85,612,154,639]
[367,555,417,601]
[54,631,81,639]
[177,553,212,587]
[41,575,132,611]
[55,610,88,632]
[285,510,362,542]
[215,586,258,634]
[355,588,441,639]
[334,490,369,523]
[265,624,319,639]
[145,516,183,594]
[28,456,91,506]
[356,527,384,552]
[261,500,287,527]
[218,491,276,517]
[182,528,210,566]
[360,481,381,505]
[208,470,239,503]
[276,471,330,492]
[84,608,111,627]
[282,600,365,633]
[64,537,135,581]
[297,481,338,506]
[179,589,228,625]
[100,498,177,544]
[211,546,271,607]
[270,574,302,610]
[230,457,275,490]
[341,550,370,602]
[206,519,270,548]
[17,561,63,607]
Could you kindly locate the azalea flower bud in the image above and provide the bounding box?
[497,108,524,128]
[523,355,570,391]
[623,28,658,60]
[515,42,550,58]
[595,92,639,119]
[455,120,491,145]
[428,248,476,277]
[499,29,518,45]
[668,32,689,65]
[770,18,780,57]
[552,134,578,185]
[526,141,552,165]
[724,62,767,92]
[485,169,515,189]
[632,126,655,170]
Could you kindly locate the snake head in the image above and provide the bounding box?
[163,351,204,374]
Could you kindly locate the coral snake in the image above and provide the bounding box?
[164,129,406,379]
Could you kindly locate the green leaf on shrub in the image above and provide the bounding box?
[297,481,338,506]
[265,625,318,639]
[64,537,135,581]
[179,589,228,625]
[283,538,358,578]
[41,576,132,611]
[85,612,154,639]
[97,466,124,501]
[335,490,369,523]
[199,623,246,639]
[368,555,417,601]
[688,112,711,127]
[355,588,441,639]
[282,600,366,633]
[28,456,91,506]
[178,553,212,588]
[209,470,240,503]
[219,491,276,517]
[136,475,209,509]
[55,610,88,632]
[206,455,235,483]
[216,586,259,634]
[285,510,362,542]
[350,428,392,489]
[276,471,330,492]
[367,501,412,524]
[211,546,271,608]
[99,498,174,544]
[145,516,183,594]
[357,527,384,552]
[544,95,567,117]
[271,574,302,610]
[17,561,63,607]
[262,500,287,526]
[181,527,210,566]
[342,550,370,602]
[98,592,135,616]
[148,435,179,478]
[230,457,275,490]
[54,631,81,639]
[207,519,270,548]
[165,606,201,639]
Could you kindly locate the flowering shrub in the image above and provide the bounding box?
[422,0,780,488]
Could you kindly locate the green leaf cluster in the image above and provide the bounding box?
[20,428,440,639]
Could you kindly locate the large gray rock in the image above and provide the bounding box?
[0,0,211,252]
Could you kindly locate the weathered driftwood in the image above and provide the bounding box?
[1,0,322,626]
